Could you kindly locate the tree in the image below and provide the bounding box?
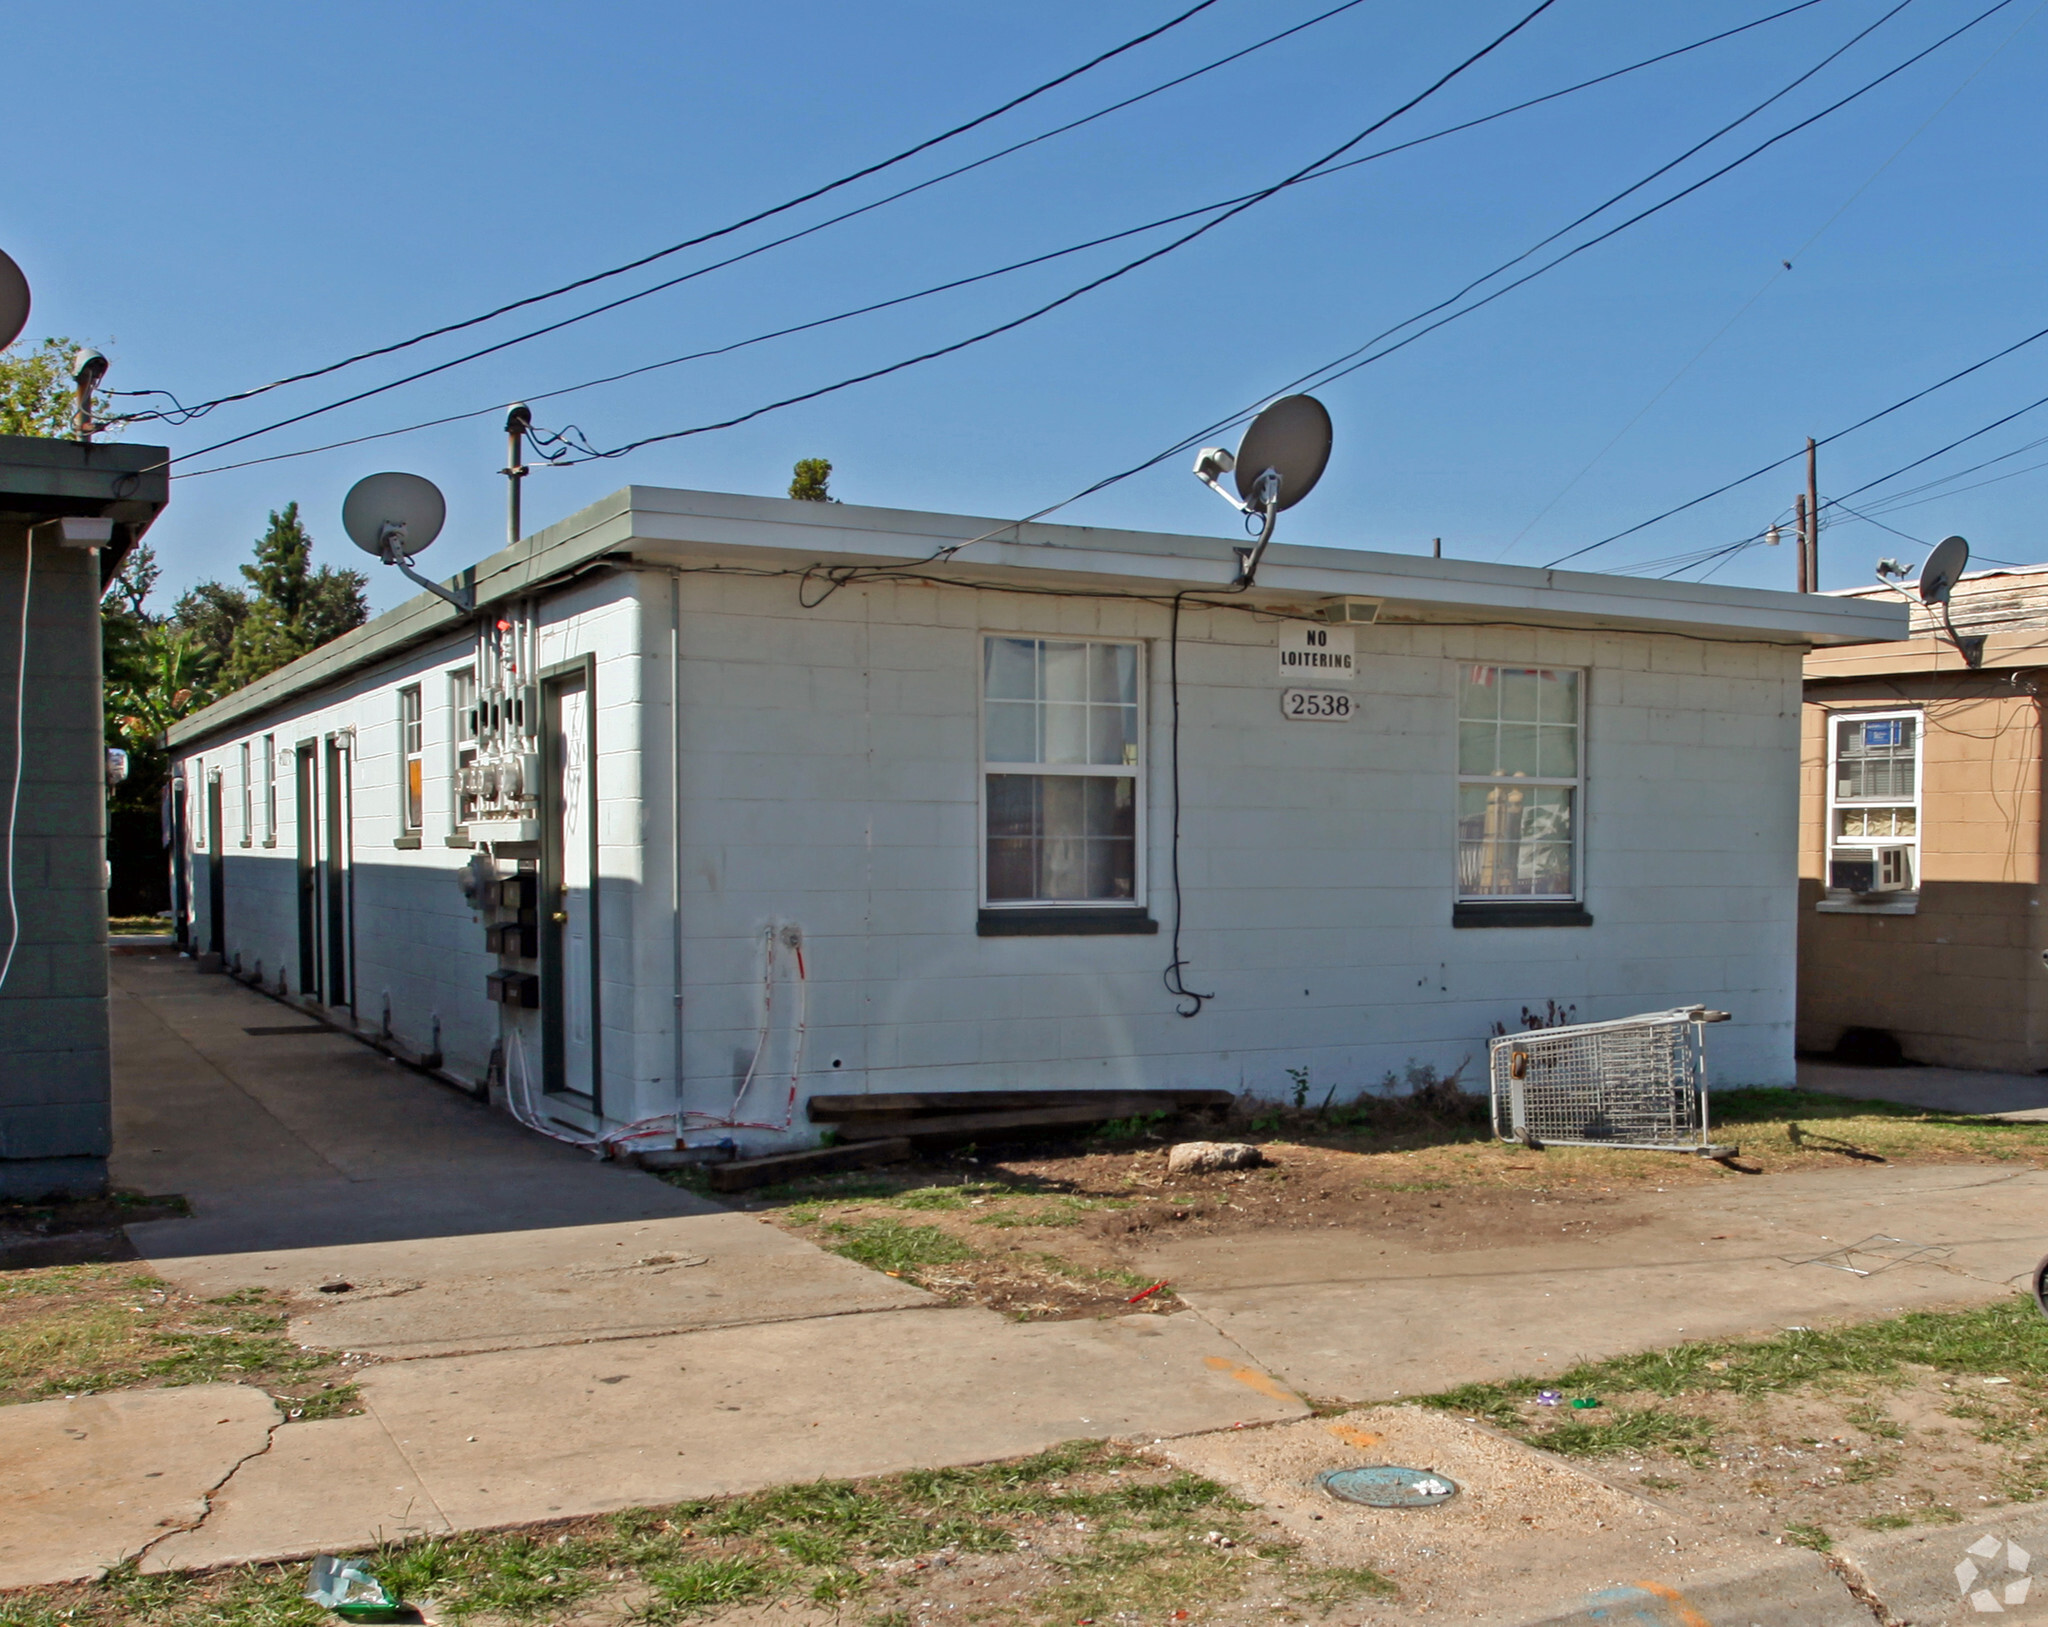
[788,457,834,502]
[169,580,250,673]
[225,502,368,686]
[0,336,111,438]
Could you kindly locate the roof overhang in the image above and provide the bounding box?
[169,483,1909,749]
[0,434,172,589]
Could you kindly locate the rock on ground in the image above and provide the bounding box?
[1166,1141,1263,1175]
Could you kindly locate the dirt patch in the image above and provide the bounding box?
[0,1190,188,1270]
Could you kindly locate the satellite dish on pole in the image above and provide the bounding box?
[1192,393,1334,587]
[0,249,27,352]
[1231,394,1333,513]
[342,472,471,612]
[1919,535,1969,606]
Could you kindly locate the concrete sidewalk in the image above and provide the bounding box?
[8,953,2048,1621]
[1798,1056,2048,1119]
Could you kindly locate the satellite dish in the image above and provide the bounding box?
[1920,535,1969,605]
[1231,394,1333,513]
[0,248,28,352]
[343,472,446,561]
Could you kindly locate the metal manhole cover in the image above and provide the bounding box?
[1316,1465,1459,1508]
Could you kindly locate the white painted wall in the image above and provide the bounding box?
[665,571,1800,1148]
[180,557,1800,1151]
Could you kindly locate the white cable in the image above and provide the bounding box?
[726,925,777,1120]
[0,530,30,995]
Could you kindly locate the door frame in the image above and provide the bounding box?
[323,732,354,1013]
[294,740,319,997]
[539,655,602,1109]
[205,771,226,955]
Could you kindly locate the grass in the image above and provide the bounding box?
[0,1441,1295,1627]
[0,1264,350,1416]
[819,1218,977,1276]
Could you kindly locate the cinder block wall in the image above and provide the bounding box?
[1799,689,2046,1069]
[0,528,111,1197]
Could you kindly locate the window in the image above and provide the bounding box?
[262,734,277,844]
[238,742,252,846]
[1825,710,1919,897]
[190,758,205,849]
[982,637,1141,905]
[399,686,424,833]
[450,667,479,829]
[1456,666,1581,900]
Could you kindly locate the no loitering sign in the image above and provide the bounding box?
[1278,624,1355,682]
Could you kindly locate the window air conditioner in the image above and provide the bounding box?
[1828,849,1875,893]
[1871,847,1913,892]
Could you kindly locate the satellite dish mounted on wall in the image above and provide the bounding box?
[0,249,28,353]
[342,471,473,612]
[1915,535,1984,669]
[1193,393,1334,587]
[1919,535,1968,605]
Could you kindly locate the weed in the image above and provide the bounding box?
[1861,1513,1914,1530]
[1092,1110,1173,1142]
[1535,1407,1718,1466]
[820,1219,975,1276]
[1288,1564,1400,1606]
[1784,1523,1832,1552]
[646,1555,777,1614]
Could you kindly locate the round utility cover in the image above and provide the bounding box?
[1919,534,1969,606]
[0,248,29,352]
[1232,393,1333,512]
[1316,1465,1459,1508]
[342,472,446,558]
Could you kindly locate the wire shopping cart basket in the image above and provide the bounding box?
[1489,1006,1738,1156]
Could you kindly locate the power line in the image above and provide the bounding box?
[993,0,1995,543]
[177,0,1834,480]
[551,0,1566,465]
[107,0,1226,423]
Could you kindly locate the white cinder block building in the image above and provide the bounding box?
[164,487,1903,1150]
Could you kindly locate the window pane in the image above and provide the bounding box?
[1089,703,1138,766]
[1042,702,1089,764]
[406,760,423,830]
[1457,720,1496,777]
[1457,784,1575,898]
[1541,670,1579,724]
[984,638,1038,700]
[984,700,1038,764]
[1537,724,1577,779]
[1497,723,1540,777]
[1499,669,1543,723]
[1041,642,1088,703]
[1458,666,1500,722]
[985,773,1136,902]
[1090,642,1138,705]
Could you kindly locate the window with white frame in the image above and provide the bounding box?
[239,741,253,846]
[191,758,205,849]
[1826,710,1920,896]
[399,685,424,833]
[1456,665,1582,900]
[449,666,478,829]
[262,734,277,843]
[982,636,1142,905]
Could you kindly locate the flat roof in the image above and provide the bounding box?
[170,484,1909,749]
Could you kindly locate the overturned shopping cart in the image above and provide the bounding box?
[1489,1006,1738,1157]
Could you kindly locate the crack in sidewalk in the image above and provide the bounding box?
[129,1407,288,1570]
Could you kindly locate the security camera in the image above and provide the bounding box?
[1193,447,1235,482]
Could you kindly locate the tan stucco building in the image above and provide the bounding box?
[1800,568,2047,1070]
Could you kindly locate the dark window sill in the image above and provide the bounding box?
[393,835,422,850]
[445,832,475,848]
[1453,902,1593,928]
[260,837,277,849]
[978,907,1159,937]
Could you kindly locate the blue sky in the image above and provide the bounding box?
[6,0,2044,611]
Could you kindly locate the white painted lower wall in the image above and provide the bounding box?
[178,559,1800,1154]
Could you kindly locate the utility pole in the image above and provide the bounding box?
[1805,437,1819,592]
[1794,494,1809,593]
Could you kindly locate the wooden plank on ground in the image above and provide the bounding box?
[705,1137,913,1194]
[834,1099,1172,1143]
[808,1088,1232,1122]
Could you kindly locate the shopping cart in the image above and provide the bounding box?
[1489,1005,1738,1157]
